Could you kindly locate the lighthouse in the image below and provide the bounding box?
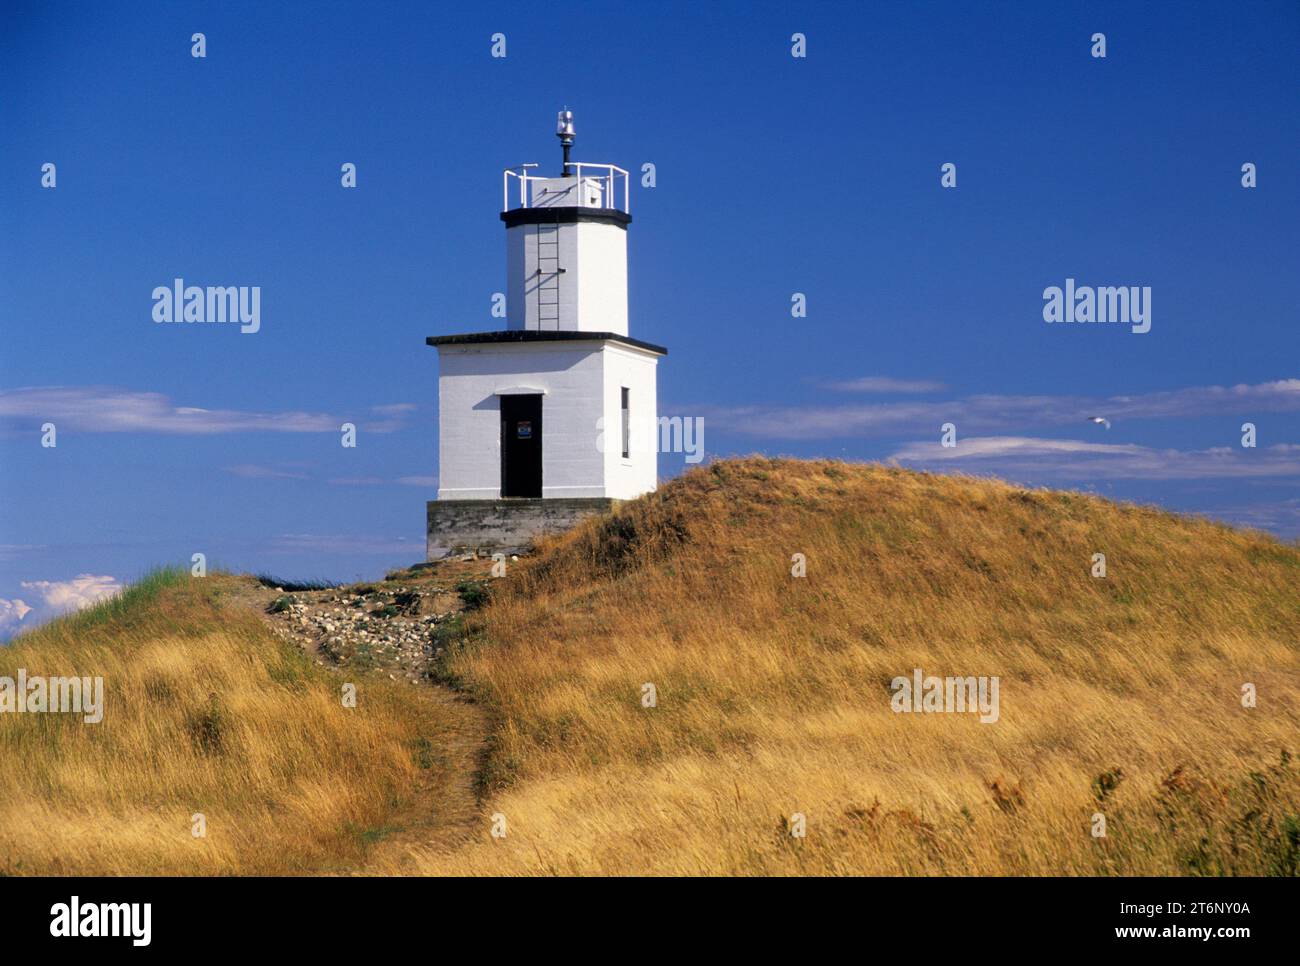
[426,111,666,558]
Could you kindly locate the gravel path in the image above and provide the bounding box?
[231,556,505,868]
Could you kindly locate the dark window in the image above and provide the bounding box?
[621,387,630,459]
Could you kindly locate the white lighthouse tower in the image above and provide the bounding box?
[426,111,666,557]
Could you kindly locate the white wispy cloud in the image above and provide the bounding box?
[226,464,310,480]
[888,437,1300,480]
[370,403,419,416]
[820,376,948,394]
[324,474,436,486]
[266,534,414,555]
[225,466,433,487]
[0,387,413,435]
[1208,498,1300,537]
[0,574,124,642]
[0,544,46,559]
[0,598,33,636]
[20,574,122,612]
[695,378,1300,440]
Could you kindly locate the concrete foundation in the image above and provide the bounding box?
[427,497,620,559]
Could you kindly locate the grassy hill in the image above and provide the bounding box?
[404,458,1300,875]
[3,457,1298,875]
[0,569,481,874]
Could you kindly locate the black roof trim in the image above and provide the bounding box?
[426,330,667,356]
[500,206,631,229]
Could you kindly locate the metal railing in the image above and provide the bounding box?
[502,162,630,214]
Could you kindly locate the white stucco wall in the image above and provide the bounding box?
[575,221,628,335]
[601,343,659,499]
[436,340,658,500]
[504,221,627,335]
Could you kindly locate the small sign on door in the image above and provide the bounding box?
[516,421,532,439]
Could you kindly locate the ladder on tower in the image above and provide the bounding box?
[535,222,560,330]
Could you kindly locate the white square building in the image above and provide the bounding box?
[425,113,666,556]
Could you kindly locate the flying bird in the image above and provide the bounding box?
[1088,416,1111,430]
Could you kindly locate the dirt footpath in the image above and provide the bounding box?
[229,557,503,869]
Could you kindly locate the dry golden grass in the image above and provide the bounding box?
[395,458,1300,875]
[0,569,475,875]
[5,459,1298,875]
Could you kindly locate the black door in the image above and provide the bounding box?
[501,394,542,498]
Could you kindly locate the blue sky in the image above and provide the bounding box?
[2,0,1297,637]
